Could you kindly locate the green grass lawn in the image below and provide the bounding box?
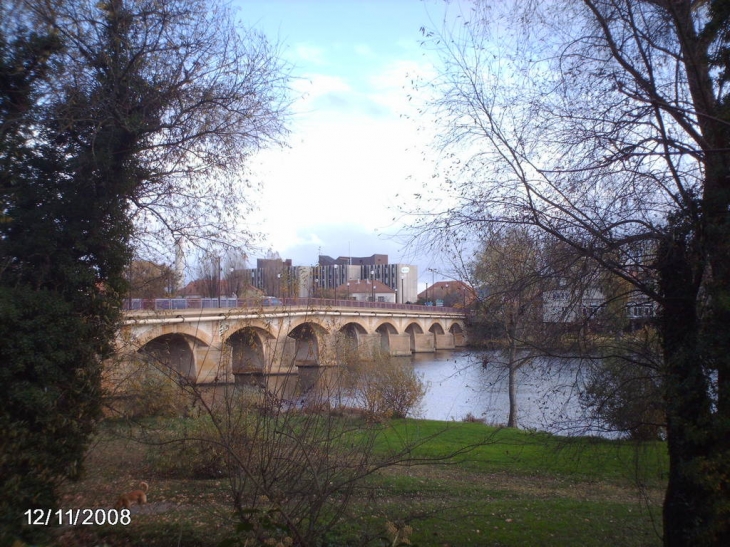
[50,417,666,547]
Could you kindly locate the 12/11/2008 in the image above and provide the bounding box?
[25,508,131,526]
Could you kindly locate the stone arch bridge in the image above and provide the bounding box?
[115,301,467,385]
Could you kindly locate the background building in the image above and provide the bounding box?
[317,255,418,303]
[237,253,419,301]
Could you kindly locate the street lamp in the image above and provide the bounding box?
[370,270,375,302]
[333,264,338,301]
[217,256,221,308]
[429,268,435,304]
[230,266,235,300]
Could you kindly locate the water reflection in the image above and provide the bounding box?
[226,348,612,437]
[410,349,604,437]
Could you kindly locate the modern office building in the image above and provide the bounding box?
[316,255,418,303]
[240,254,418,302]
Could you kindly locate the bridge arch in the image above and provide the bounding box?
[337,322,368,360]
[404,322,423,352]
[428,322,445,335]
[449,322,466,346]
[225,326,271,375]
[340,321,368,340]
[287,322,327,367]
[137,333,197,381]
[374,322,398,353]
[133,323,213,349]
[374,321,399,335]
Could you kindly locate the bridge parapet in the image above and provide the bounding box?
[123,297,463,315]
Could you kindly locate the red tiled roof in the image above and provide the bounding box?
[418,280,475,301]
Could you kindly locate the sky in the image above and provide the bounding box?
[234,0,463,286]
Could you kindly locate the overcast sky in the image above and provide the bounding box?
[234,0,464,285]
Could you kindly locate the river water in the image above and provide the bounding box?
[407,349,603,437]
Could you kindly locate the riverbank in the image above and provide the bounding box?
[52,417,666,546]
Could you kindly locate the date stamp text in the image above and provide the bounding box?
[24,508,131,526]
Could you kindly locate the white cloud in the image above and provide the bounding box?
[293,43,328,65]
[291,74,354,114]
[248,106,436,260]
[237,4,450,272]
[354,43,376,58]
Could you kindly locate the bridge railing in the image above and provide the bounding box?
[122,297,463,314]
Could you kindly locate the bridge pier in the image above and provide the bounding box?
[195,344,232,384]
[411,333,435,352]
[387,333,412,356]
[275,337,300,373]
[356,333,382,360]
[435,333,456,350]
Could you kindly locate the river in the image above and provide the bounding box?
[408,349,605,437]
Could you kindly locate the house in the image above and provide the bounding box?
[543,286,657,326]
[336,279,396,303]
[418,280,475,307]
[542,287,605,322]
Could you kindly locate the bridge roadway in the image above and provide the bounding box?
[115,298,467,385]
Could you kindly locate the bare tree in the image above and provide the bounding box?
[414,1,730,544]
[194,254,221,299]
[468,226,610,428]
[470,226,550,427]
[29,0,290,258]
[128,259,175,298]
[223,252,249,298]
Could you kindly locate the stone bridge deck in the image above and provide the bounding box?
[116,300,467,384]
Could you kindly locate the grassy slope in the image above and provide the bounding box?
[52,418,667,547]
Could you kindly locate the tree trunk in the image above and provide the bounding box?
[507,336,518,428]
[658,226,723,546]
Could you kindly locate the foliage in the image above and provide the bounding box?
[147,384,385,545]
[0,12,121,541]
[111,330,428,545]
[581,330,665,441]
[582,357,665,441]
[35,0,290,258]
[143,414,232,479]
[344,351,426,419]
[109,354,193,419]
[468,226,557,427]
[0,287,102,544]
[127,260,176,299]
